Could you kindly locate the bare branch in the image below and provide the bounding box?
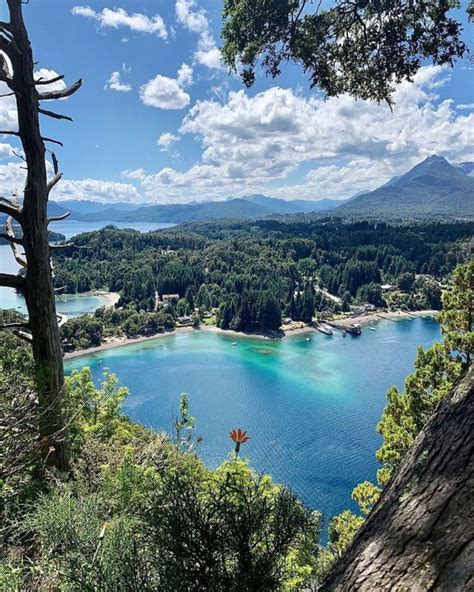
[0,129,19,137]
[41,136,63,147]
[38,78,82,100]
[47,173,63,195]
[39,108,73,122]
[0,197,22,221]
[0,232,23,245]
[12,149,25,162]
[6,216,27,267]
[51,151,59,174]
[0,272,25,290]
[47,210,69,224]
[0,321,30,328]
[13,329,33,343]
[35,73,64,86]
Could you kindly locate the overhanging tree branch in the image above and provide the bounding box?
[39,107,73,122]
[0,232,23,245]
[13,328,33,343]
[38,78,82,100]
[0,272,25,290]
[0,196,22,221]
[34,73,64,85]
[41,136,63,147]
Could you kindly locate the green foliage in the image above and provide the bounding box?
[65,368,131,449]
[439,260,474,365]
[356,282,385,307]
[54,221,472,341]
[1,363,321,591]
[222,0,467,103]
[327,510,364,558]
[60,306,175,351]
[351,481,382,516]
[174,392,202,452]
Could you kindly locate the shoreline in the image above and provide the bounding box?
[61,290,121,308]
[328,309,438,328]
[64,309,437,361]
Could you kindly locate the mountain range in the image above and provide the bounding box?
[335,155,473,218]
[1,156,472,225]
[56,194,344,223]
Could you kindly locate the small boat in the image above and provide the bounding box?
[231,342,238,346]
[346,323,362,336]
[316,323,333,336]
[369,327,376,331]
[306,337,311,341]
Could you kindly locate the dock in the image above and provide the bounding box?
[326,321,362,335]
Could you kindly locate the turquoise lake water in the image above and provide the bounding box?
[65,316,440,520]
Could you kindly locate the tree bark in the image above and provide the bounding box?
[4,0,69,470]
[320,367,474,591]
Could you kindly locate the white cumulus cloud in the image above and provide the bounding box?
[128,66,474,202]
[72,6,167,39]
[0,143,14,158]
[175,0,222,70]
[105,70,132,93]
[158,132,179,150]
[139,75,190,110]
[0,68,67,134]
[0,160,142,202]
[177,63,194,87]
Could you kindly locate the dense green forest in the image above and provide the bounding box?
[53,220,472,347]
[1,262,472,590]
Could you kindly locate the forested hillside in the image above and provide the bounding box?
[53,220,472,339]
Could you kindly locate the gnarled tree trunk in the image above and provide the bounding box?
[0,0,81,471]
[320,367,474,591]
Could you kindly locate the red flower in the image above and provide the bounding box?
[230,428,250,456]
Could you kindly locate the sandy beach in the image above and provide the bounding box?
[89,290,121,307]
[64,310,437,360]
[328,309,438,329]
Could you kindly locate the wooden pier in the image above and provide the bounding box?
[326,321,362,335]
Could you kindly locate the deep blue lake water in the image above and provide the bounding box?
[65,316,440,520]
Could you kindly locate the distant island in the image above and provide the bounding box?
[0,227,65,246]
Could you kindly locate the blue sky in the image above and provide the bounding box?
[0,0,473,204]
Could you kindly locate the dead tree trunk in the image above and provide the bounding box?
[320,367,474,592]
[0,0,81,471]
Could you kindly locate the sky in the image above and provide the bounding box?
[0,0,473,204]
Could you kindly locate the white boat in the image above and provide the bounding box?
[316,323,333,336]
[369,327,376,331]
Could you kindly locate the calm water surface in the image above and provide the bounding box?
[66,317,440,519]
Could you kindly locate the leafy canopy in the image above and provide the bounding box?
[222,0,468,103]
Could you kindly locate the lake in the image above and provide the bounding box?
[65,316,440,520]
[0,220,174,315]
